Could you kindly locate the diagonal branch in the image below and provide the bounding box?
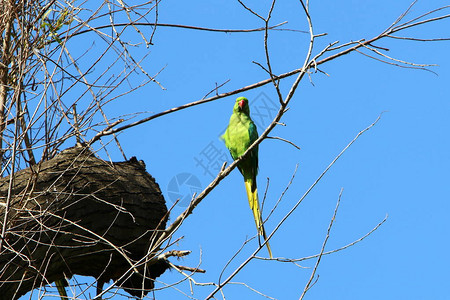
[87,5,450,145]
[204,113,384,300]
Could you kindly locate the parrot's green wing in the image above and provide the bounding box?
[223,97,272,258]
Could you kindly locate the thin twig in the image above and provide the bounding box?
[65,21,292,40]
[266,136,301,150]
[299,188,343,300]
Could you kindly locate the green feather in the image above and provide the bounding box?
[55,278,68,300]
[222,97,258,180]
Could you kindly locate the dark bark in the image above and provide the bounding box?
[0,146,169,299]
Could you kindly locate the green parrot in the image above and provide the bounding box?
[222,96,273,258]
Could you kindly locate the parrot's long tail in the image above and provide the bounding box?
[244,179,273,258]
[55,279,68,300]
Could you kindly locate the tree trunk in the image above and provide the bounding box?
[0,145,169,299]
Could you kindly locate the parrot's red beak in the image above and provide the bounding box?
[238,99,245,110]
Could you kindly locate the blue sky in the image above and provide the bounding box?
[25,0,450,299]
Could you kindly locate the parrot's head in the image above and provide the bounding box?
[234,97,250,115]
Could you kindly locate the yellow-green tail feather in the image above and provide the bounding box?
[55,279,68,300]
[244,179,273,258]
